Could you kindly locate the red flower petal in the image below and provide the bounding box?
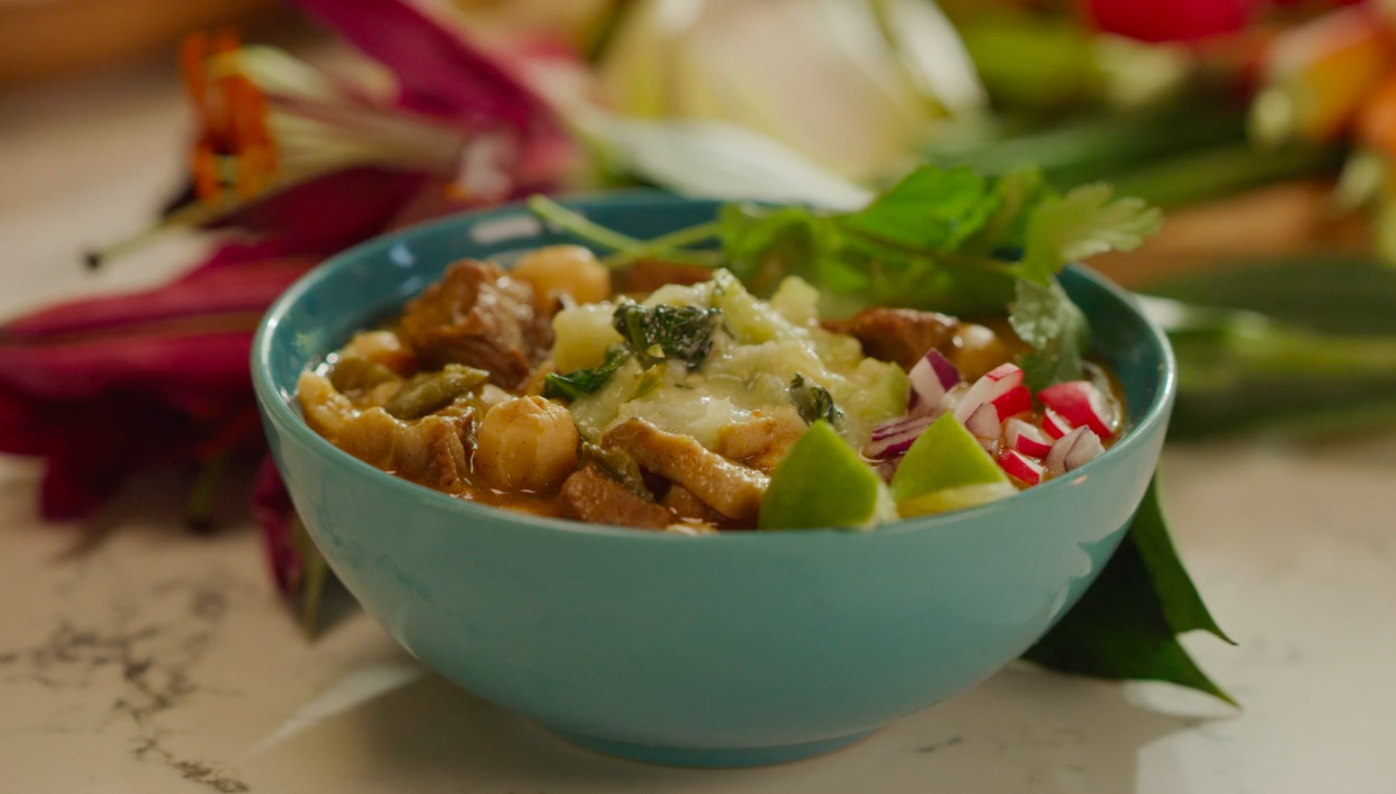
[287,0,558,136]
[202,168,428,268]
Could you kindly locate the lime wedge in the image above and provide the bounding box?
[898,482,1018,518]
[890,412,1011,504]
[759,420,894,531]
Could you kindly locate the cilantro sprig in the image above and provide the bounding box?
[529,166,1160,387]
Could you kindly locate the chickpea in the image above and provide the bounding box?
[473,396,580,492]
[340,331,416,375]
[950,323,1011,382]
[510,245,611,304]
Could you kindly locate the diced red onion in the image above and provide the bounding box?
[1037,380,1118,438]
[953,363,1024,424]
[965,403,1001,439]
[1044,426,1104,476]
[864,413,935,460]
[908,349,961,415]
[1005,418,1053,458]
[998,449,1044,485]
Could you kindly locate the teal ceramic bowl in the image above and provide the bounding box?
[252,193,1175,767]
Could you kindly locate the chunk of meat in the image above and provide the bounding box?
[713,406,806,474]
[602,419,768,525]
[398,259,555,389]
[299,371,471,491]
[616,261,715,295]
[560,464,671,529]
[822,308,959,369]
[663,485,725,524]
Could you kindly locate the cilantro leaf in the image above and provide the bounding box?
[544,346,632,400]
[1010,278,1090,390]
[966,167,1051,254]
[790,374,842,425]
[838,166,997,252]
[1015,182,1163,286]
[612,302,723,368]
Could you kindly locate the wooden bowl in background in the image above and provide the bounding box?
[0,0,287,85]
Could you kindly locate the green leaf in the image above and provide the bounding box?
[544,346,633,400]
[838,166,997,252]
[790,373,842,425]
[966,167,1051,254]
[1010,278,1089,390]
[1023,476,1236,704]
[1132,478,1234,643]
[612,302,723,368]
[1016,182,1162,286]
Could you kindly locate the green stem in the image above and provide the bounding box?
[527,195,723,268]
[527,195,642,252]
[600,221,724,269]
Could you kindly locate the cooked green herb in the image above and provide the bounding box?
[612,301,722,369]
[790,374,842,426]
[543,346,632,401]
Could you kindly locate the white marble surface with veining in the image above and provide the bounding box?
[2,60,1395,794]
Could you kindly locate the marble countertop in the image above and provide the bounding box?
[3,61,1394,794]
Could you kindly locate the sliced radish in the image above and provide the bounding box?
[908,349,961,414]
[1044,426,1105,476]
[1005,418,1053,458]
[965,403,1000,439]
[1043,408,1074,439]
[991,385,1031,419]
[864,414,935,460]
[1037,381,1118,438]
[952,363,1024,424]
[998,449,1044,485]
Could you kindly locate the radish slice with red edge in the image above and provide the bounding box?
[1044,426,1104,476]
[952,363,1024,424]
[907,349,961,414]
[1005,418,1053,458]
[965,403,1000,439]
[991,385,1031,419]
[1037,380,1118,438]
[1043,408,1074,439]
[998,449,1044,485]
[864,414,935,460]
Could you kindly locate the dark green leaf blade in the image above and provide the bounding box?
[1130,478,1234,644]
[1023,476,1236,704]
[1142,256,1396,335]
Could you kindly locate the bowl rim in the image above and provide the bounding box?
[252,192,1177,543]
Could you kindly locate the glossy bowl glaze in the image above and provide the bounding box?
[252,193,1175,767]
